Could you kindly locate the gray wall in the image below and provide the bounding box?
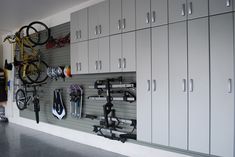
[20,22,136,134]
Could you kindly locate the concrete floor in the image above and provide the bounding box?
[0,123,126,157]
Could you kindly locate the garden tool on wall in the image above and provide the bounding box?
[69,84,83,118]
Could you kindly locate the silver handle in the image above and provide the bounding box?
[118,19,121,30]
[95,26,98,35]
[79,62,82,71]
[76,62,79,71]
[99,25,102,34]
[146,12,150,24]
[182,4,186,16]
[226,0,231,7]
[99,60,102,70]
[153,80,156,92]
[182,79,186,92]
[76,31,79,39]
[95,61,98,70]
[79,30,82,39]
[118,58,122,69]
[122,18,126,29]
[123,58,126,69]
[147,80,151,91]
[228,79,232,93]
[189,79,193,92]
[188,2,193,15]
[152,11,156,23]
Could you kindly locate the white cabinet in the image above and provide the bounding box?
[210,13,234,157]
[88,0,109,39]
[137,26,169,146]
[70,8,88,43]
[110,32,136,72]
[70,41,88,74]
[209,0,233,15]
[88,37,110,73]
[136,0,168,30]
[169,18,209,152]
[169,0,208,23]
[110,0,135,35]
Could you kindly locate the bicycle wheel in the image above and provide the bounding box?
[26,21,51,46]
[27,60,48,83]
[16,89,27,110]
[18,25,39,48]
[18,63,39,84]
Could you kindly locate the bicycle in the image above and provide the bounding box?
[15,83,46,123]
[4,21,50,84]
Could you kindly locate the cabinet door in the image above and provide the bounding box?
[152,25,168,146]
[136,29,152,143]
[151,0,168,27]
[122,0,136,33]
[88,39,99,73]
[98,37,110,73]
[98,1,110,38]
[79,8,88,42]
[188,18,209,154]
[77,41,88,74]
[110,34,122,72]
[70,43,79,74]
[209,0,233,15]
[187,0,208,20]
[70,11,79,43]
[136,0,151,30]
[110,0,122,35]
[169,0,187,23]
[122,32,136,72]
[88,4,99,40]
[210,13,234,157]
[169,22,187,150]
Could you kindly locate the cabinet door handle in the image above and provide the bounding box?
[99,60,102,70]
[76,62,79,71]
[95,26,98,35]
[95,61,98,70]
[79,30,82,39]
[146,12,150,24]
[122,18,126,29]
[99,25,102,34]
[152,11,156,23]
[188,2,193,15]
[153,80,157,92]
[123,58,126,69]
[76,30,79,39]
[118,58,122,69]
[182,79,186,92]
[118,19,121,30]
[189,79,193,92]
[181,4,186,16]
[226,0,231,7]
[147,80,151,91]
[228,78,232,93]
[79,62,82,71]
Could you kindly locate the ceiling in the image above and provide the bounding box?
[0,0,90,35]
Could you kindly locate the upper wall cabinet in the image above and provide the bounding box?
[70,8,88,43]
[136,0,168,30]
[209,0,233,15]
[88,0,109,40]
[110,0,135,35]
[169,0,208,23]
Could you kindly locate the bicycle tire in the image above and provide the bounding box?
[18,63,40,84]
[26,60,48,84]
[18,25,39,48]
[16,89,27,110]
[26,21,51,46]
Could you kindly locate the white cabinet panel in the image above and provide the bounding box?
[70,43,79,74]
[98,37,110,73]
[88,39,99,73]
[169,0,187,23]
[169,21,188,150]
[137,29,152,143]
[110,0,122,35]
[151,25,169,146]
[98,1,110,38]
[210,13,234,157]
[70,11,79,43]
[136,0,151,30]
[88,4,99,40]
[151,0,168,27]
[110,34,122,72]
[188,18,209,154]
[209,0,233,15]
[77,41,88,74]
[187,0,208,20]
[79,8,88,42]
[122,0,136,32]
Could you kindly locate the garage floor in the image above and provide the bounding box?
[0,123,126,157]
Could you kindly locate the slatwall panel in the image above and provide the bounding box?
[20,22,136,134]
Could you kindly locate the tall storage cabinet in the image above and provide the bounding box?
[210,13,234,157]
